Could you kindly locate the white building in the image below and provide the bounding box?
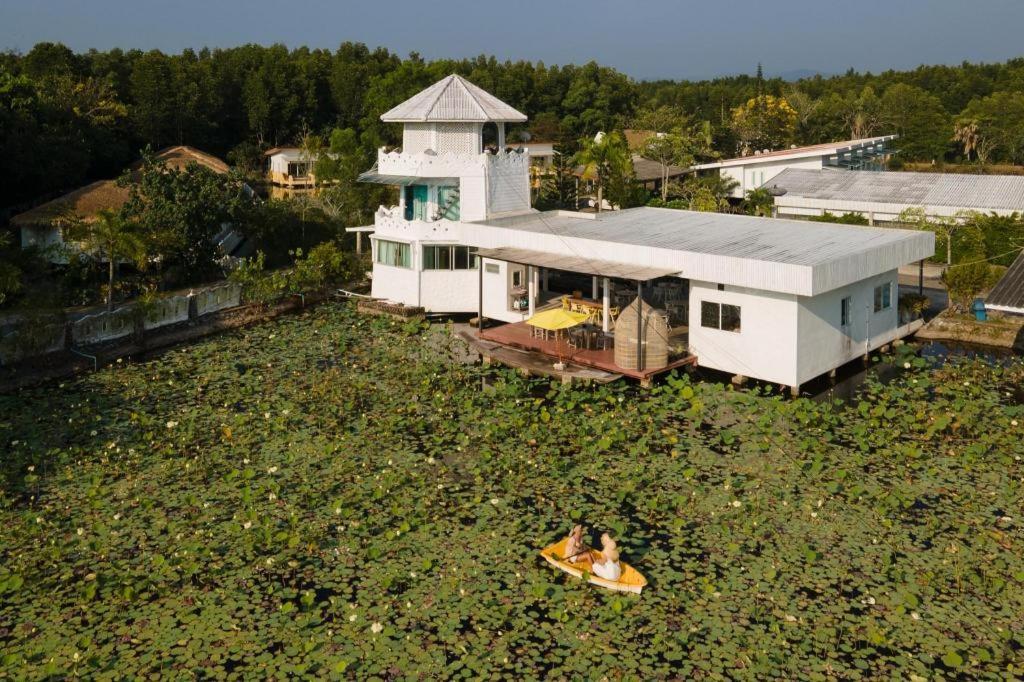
[770,168,1024,223]
[264,147,318,188]
[360,78,933,392]
[691,136,897,199]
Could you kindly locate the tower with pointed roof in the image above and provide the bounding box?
[360,74,533,312]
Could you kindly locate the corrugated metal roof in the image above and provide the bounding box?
[473,207,934,296]
[475,246,679,281]
[357,167,455,186]
[692,135,897,169]
[381,75,527,123]
[986,252,1024,313]
[480,207,924,267]
[772,168,1024,212]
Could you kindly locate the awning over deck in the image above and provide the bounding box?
[474,246,679,282]
[358,165,456,186]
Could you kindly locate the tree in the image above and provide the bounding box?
[880,84,950,161]
[67,209,148,310]
[313,127,390,227]
[0,233,23,306]
[742,187,774,217]
[574,131,631,212]
[129,51,176,146]
[671,174,736,212]
[845,86,883,139]
[955,92,1024,164]
[783,87,819,142]
[730,95,797,153]
[535,146,578,210]
[121,150,251,282]
[898,207,981,266]
[943,261,1000,311]
[633,107,715,201]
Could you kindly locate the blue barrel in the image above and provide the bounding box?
[971,298,988,322]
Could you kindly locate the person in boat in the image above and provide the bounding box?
[592,534,622,581]
[564,524,592,567]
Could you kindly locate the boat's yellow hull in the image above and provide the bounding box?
[539,538,647,594]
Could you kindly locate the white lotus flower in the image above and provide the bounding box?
[371,622,384,634]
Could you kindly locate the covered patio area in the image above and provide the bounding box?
[474,246,695,382]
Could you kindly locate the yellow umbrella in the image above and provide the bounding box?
[526,308,589,331]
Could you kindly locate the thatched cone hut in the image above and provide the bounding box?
[614,297,669,371]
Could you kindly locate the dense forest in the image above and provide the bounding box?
[3,41,1024,216]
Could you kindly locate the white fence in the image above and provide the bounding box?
[72,308,137,345]
[0,281,246,365]
[195,283,241,317]
[143,295,191,331]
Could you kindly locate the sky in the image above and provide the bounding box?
[2,0,1024,81]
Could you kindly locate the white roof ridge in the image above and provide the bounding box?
[450,74,489,120]
[380,73,526,123]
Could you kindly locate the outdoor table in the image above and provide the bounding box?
[570,323,604,350]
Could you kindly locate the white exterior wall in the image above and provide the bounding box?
[774,196,1024,222]
[269,151,303,174]
[402,124,435,154]
[370,259,420,306]
[419,268,479,312]
[479,258,531,324]
[721,157,824,198]
[795,269,899,385]
[487,153,532,214]
[687,280,800,386]
[436,123,481,155]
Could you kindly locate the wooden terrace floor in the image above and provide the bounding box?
[478,321,695,381]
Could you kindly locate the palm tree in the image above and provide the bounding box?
[575,131,630,213]
[743,187,775,217]
[68,209,148,311]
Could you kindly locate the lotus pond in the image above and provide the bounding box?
[1,302,1022,679]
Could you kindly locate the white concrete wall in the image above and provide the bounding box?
[773,195,1024,222]
[722,157,824,198]
[419,269,479,313]
[795,269,899,385]
[487,153,531,215]
[370,261,419,307]
[688,280,800,386]
[479,258,531,324]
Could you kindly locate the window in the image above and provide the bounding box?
[701,301,720,329]
[511,268,524,288]
[436,186,460,221]
[375,240,411,268]
[485,263,500,274]
[404,185,429,221]
[422,245,477,270]
[287,162,310,178]
[701,301,741,333]
[841,296,852,326]
[873,283,892,312]
[721,304,742,332]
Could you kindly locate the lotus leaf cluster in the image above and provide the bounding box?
[1,303,1022,679]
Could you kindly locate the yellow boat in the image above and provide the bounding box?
[539,537,648,594]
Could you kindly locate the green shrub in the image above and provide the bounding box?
[942,261,1001,310]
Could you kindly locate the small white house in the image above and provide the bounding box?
[691,135,897,199]
[264,147,317,188]
[360,77,934,392]
[770,168,1024,223]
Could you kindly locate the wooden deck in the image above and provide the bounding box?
[477,320,695,382]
